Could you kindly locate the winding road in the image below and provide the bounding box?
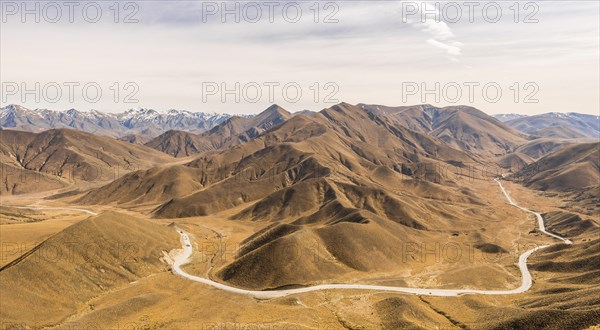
[171,178,573,298]
[13,206,98,216]
[6,179,571,298]
[495,180,572,245]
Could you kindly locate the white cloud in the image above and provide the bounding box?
[404,1,463,58]
[426,39,463,56]
[421,20,455,40]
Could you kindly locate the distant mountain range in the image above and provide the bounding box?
[145,104,292,157]
[3,104,598,141]
[360,104,527,157]
[493,113,528,122]
[0,104,246,138]
[494,112,599,138]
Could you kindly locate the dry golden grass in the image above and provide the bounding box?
[0,207,89,267]
[0,211,179,327]
[1,176,597,329]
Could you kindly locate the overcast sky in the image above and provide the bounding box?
[1,1,598,115]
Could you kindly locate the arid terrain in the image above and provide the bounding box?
[1,103,598,329]
[3,0,599,327]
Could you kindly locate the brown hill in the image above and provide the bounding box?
[213,177,485,289]
[513,142,599,215]
[77,164,205,205]
[145,105,292,157]
[514,138,575,160]
[144,130,211,157]
[0,130,68,194]
[54,103,499,291]
[495,152,534,171]
[0,162,67,195]
[513,142,599,192]
[542,211,599,239]
[513,236,600,329]
[417,224,600,329]
[530,126,590,139]
[117,134,152,145]
[140,103,507,290]
[152,103,477,218]
[505,112,599,138]
[375,297,457,329]
[529,239,600,280]
[0,129,173,193]
[199,104,292,150]
[360,104,528,157]
[86,103,461,207]
[77,103,542,290]
[0,211,179,327]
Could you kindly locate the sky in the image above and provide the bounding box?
[1,1,599,115]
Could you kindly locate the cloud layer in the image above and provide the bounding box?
[1,1,598,115]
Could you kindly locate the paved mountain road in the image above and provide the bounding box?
[496,179,572,245]
[171,179,572,298]
[13,206,98,215]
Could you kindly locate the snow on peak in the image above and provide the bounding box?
[1,104,256,134]
[546,112,568,118]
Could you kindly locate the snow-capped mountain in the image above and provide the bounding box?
[495,112,599,138]
[493,113,528,122]
[0,105,241,138]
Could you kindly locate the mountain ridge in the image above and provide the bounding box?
[494,112,599,138]
[0,104,242,138]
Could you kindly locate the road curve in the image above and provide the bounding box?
[494,179,572,245]
[171,179,572,298]
[13,206,98,216]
